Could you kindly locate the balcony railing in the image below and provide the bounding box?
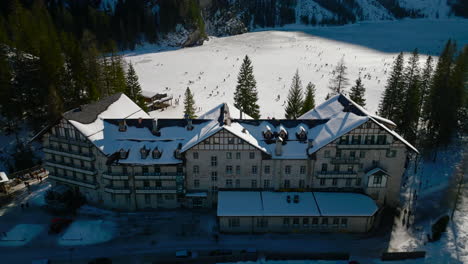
[44,146,95,161]
[104,186,131,194]
[135,187,177,194]
[134,172,183,180]
[330,157,360,164]
[49,174,98,189]
[45,160,97,175]
[49,135,92,147]
[102,172,129,180]
[336,143,390,149]
[317,171,357,178]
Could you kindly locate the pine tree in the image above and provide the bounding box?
[285,70,304,119]
[400,49,421,142]
[419,56,433,121]
[423,40,457,146]
[301,82,316,115]
[234,55,260,119]
[448,45,468,135]
[378,52,405,123]
[349,77,366,107]
[125,62,146,110]
[327,57,349,97]
[184,87,197,119]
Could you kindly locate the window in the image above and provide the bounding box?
[193,152,199,159]
[333,164,339,172]
[350,151,356,158]
[142,167,149,174]
[194,180,200,188]
[228,218,240,227]
[252,166,258,174]
[155,165,161,173]
[372,160,380,167]
[236,152,241,159]
[111,193,116,203]
[144,194,150,204]
[226,152,232,159]
[226,166,233,174]
[165,194,174,200]
[157,194,163,201]
[155,180,162,187]
[80,160,85,168]
[360,151,365,158]
[321,163,328,172]
[283,218,290,226]
[347,165,354,173]
[204,139,210,144]
[333,218,339,227]
[237,138,243,144]
[263,180,270,188]
[339,135,349,145]
[211,186,218,192]
[226,179,233,188]
[351,135,361,144]
[336,150,342,158]
[303,218,309,226]
[366,122,372,128]
[211,171,218,181]
[320,178,326,186]
[365,135,375,144]
[249,152,255,159]
[300,166,306,174]
[322,218,328,225]
[193,165,199,174]
[356,178,361,186]
[256,218,268,228]
[341,218,348,228]
[324,150,331,158]
[236,165,241,174]
[373,175,383,184]
[235,179,240,188]
[251,180,257,188]
[125,195,130,204]
[213,137,220,144]
[228,138,235,144]
[211,156,217,166]
[346,178,351,186]
[122,166,127,174]
[386,149,397,158]
[144,181,150,188]
[299,180,305,188]
[124,180,129,188]
[285,165,291,174]
[312,218,319,225]
[376,135,387,145]
[264,165,270,174]
[284,180,290,188]
[332,179,338,186]
[293,218,300,225]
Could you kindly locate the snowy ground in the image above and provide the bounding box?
[125,19,468,119]
[0,224,44,247]
[59,220,116,246]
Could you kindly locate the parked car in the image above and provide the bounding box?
[48,218,73,234]
[175,250,198,258]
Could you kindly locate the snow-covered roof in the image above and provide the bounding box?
[0,172,9,183]
[217,191,377,217]
[299,94,418,154]
[313,192,378,217]
[198,102,253,120]
[365,167,390,177]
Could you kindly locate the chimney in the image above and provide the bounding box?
[152,119,160,136]
[307,139,314,148]
[119,148,127,159]
[275,137,283,156]
[186,119,194,131]
[119,120,127,132]
[174,143,183,159]
[224,103,231,126]
[138,118,143,125]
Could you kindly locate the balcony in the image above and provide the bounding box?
[336,143,390,149]
[317,171,357,178]
[48,135,92,147]
[102,172,129,180]
[44,146,95,161]
[134,172,183,180]
[135,187,177,194]
[104,186,131,194]
[330,157,360,164]
[49,174,98,189]
[45,160,97,175]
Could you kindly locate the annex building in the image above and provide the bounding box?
[42,93,417,233]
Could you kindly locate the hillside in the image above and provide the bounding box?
[124,19,468,119]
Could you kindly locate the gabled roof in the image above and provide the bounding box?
[365,167,390,177]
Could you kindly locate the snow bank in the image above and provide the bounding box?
[59,220,116,246]
[0,224,44,246]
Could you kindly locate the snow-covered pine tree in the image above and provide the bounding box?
[126,62,146,110]
[184,87,197,119]
[400,49,421,142]
[285,70,304,119]
[418,56,433,121]
[378,52,405,122]
[423,40,457,146]
[349,76,366,107]
[327,57,349,97]
[234,55,260,119]
[301,82,316,115]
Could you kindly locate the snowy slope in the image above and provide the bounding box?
[399,0,452,18]
[125,19,468,119]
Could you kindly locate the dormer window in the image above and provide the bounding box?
[119,120,127,132]
[296,126,307,141]
[174,143,182,159]
[152,147,162,159]
[278,126,288,140]
[140,146,149,159]
[119,148,128,159]
[263,125,273,140]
